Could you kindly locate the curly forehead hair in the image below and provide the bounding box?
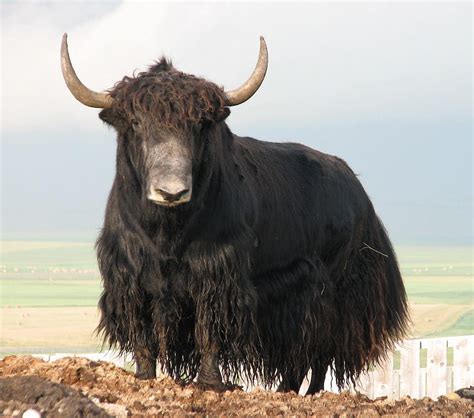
[109,58,229,129]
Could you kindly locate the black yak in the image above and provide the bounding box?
[60,33,409,394]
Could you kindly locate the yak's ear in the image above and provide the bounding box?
[99,108,120,127]
[99,109,130,132]
[201,107,230,128]
[215,107,230,123]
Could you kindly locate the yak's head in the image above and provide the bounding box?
[100,61,231,207]
[60,34,267,207]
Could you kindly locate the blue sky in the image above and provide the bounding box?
[1,1,472,245]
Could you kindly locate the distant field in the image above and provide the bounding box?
[396,245,472,277]
[1,307,101,354]
[1,278,101,307]
[0,240,472,353]
[404,275,472,305]
[1,241,98,271]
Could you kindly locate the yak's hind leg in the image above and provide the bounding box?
[134,350,157,380]
[276,367,308,393]
[306,358,330,395]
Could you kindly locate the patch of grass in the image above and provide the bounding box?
[409,304,472,338]
[404,275,473,305]
[392,348,454,370]
[420,348,428,368]
[396,245,472,277]
[0,240,101,307]
[1,278,101,307]
[427,309,474,337]
[393,350,401,370]
[419,347,454,369]
[447,346,454,367]
[0,241,98,271]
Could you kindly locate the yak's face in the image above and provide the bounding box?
[99,60,230,207]
[132,121,193,207]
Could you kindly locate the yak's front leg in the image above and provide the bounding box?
[134,349,157,380]
[196,344,224,390]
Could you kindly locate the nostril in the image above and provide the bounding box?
[175,188,190,200]
[155,188,190,202]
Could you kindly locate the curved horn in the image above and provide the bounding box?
[224,36,268,106]
[60,33,113,108]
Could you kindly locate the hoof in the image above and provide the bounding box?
[196,381,226,392]
[196,380,242,393]
[134,370,156,380]
[223,382,243,392]
[174,378,187,388]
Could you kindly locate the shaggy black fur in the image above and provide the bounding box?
[94,58,409,392]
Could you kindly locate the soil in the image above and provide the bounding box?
[0,355,472,417]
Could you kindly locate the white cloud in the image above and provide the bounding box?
[1,1,471,136]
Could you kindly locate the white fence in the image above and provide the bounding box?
[317,335,474,399]
[34,335,474,400]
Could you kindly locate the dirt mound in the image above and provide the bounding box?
[0,375,110,417]
[1,355,472,417]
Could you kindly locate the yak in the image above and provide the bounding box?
[60,33,409,394]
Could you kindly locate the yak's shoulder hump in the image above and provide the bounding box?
[232,135,355,176]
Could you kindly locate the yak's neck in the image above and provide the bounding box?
[192,123,237,204]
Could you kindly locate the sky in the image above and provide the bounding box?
[1,1,472,245]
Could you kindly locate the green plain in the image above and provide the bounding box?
[1,278,101,307]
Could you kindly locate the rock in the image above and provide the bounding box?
[98,403,128,418]
[22,409,41,418]
[445,392,461,401]
[455,386,474,400]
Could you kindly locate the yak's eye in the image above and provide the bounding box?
[200,119,212,131]
[131,119,140,130]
